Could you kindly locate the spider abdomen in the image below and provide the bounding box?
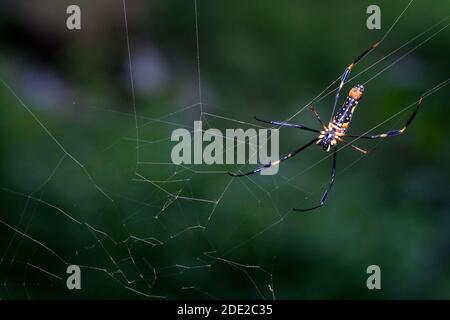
[332,84,364,133]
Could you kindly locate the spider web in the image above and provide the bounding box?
[0,0,449,299]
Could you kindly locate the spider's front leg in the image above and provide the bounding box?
[329,42,380,122]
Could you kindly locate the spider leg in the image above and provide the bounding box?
[228,138,318,177]
[254,116,320,133]
[348,144,369,155]
[308,104,326,128]
[329,42,380,122]
[346,96,423,140]
[337,137,369,155]
[293,146,337,212]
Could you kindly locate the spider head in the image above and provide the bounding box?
[348,84,364,101]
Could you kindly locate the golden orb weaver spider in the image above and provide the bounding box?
[229,42,424,212]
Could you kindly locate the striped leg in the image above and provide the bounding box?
[293,146,337,212]
[347,96,423,140]
[228,138,318,177]
[329,42,380,122]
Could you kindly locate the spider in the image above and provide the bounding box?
[229,42,424,211]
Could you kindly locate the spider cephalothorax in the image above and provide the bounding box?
[317,130,337,152]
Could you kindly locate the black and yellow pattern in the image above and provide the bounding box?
[229,42,423,212]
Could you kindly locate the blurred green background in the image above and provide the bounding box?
[0,0,449,299]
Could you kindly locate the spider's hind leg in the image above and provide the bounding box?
[293,146,337,212]
[228,138,318,177]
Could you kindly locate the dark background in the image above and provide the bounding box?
[0,0,449,299]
